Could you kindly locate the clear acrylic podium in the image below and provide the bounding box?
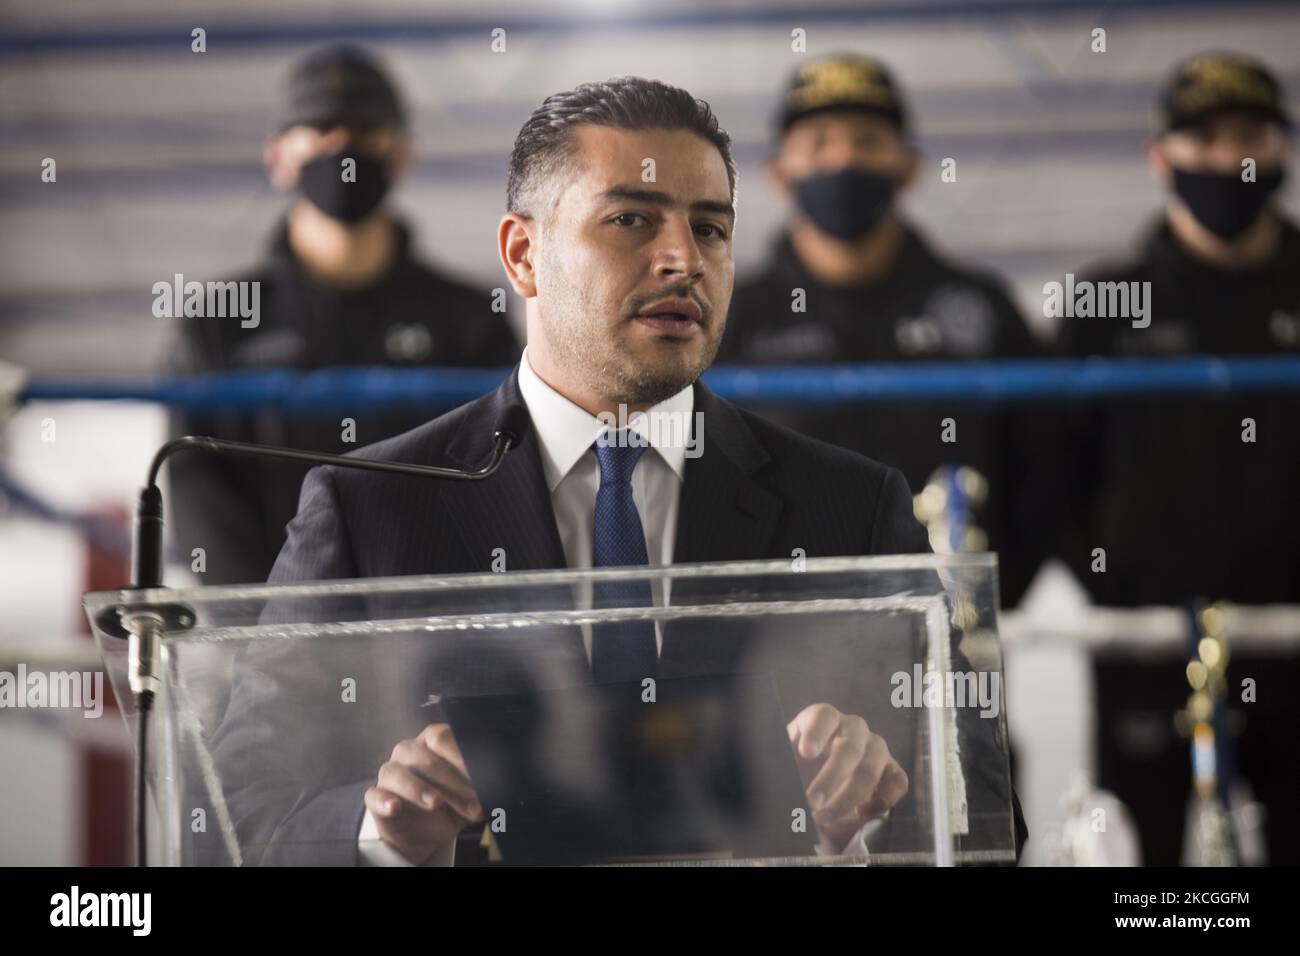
[85,555,1016,866]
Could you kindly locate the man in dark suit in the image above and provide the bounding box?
[209,76,1024,866]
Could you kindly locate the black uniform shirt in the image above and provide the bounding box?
[1059,217,1300,605]
[169,217,520,585]
[718,225,1049,606]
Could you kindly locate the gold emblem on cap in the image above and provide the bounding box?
[790,59,894,112]
[1173,55,1274,114]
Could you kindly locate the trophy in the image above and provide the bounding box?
[913,464,989,557]
[1175,602,1239,866]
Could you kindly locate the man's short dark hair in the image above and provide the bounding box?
[506,76,737,221]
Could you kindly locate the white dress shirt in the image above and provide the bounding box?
[359,348,875,865]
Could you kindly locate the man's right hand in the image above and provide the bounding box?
[364,723,484,865]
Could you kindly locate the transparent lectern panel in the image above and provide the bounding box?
[86,555,1015,866]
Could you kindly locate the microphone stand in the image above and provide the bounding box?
[96,421,524,866]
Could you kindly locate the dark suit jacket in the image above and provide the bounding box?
[204,362,1025,864]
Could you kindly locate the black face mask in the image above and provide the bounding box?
[1171,166,1285,241]
[793,168,897,241]
[297,149,391,223]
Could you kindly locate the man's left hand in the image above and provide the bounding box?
[787,702,909,850]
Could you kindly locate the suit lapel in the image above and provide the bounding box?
[673,379,784,564]
[442,364,569,572]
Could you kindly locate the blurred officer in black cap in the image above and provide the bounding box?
[170,45,519,585]
[718,53,1051,608]
[1059,51,1300,865]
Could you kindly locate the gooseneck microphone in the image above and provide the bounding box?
[99,402,530,866]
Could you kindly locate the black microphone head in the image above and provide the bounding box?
[494,403,531,450]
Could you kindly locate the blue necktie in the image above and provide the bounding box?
[590,436,658,684]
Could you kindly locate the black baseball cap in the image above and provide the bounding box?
[777,53,909,137]
[275,44,406,133]
[1157,51,1290,134]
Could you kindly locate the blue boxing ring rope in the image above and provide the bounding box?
[17,355,1300,412]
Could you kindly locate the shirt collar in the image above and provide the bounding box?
[517,345,694,492]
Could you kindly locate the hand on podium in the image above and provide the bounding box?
[364,723,485,866]
[788,703,908,852]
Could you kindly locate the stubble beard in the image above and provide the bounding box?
[537,252,722,409]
